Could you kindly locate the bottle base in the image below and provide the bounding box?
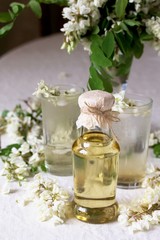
[74,202,119,224]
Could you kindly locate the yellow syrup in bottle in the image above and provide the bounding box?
[72,131,119,223]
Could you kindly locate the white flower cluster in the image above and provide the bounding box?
[0,140,45,181]
[142,166,160,188]
[5,111,25,144]
[146,16,160,40]
[118,187,160,233]
[60,0,160,58]
[61,0,107,53]
[129,0,159,14]
[5,110,42,145]
[112,91,129,113]
[33,80,78,102]
[20,174,72,224]
[146,16,160,55]
[0,98,45,182]
[2,102,42,145]
[149,130,160,147]
[33,80,60,99]
[118,166,160,233]
[129,0,142,13]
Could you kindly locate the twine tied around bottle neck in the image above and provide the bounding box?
[82,102,119,130]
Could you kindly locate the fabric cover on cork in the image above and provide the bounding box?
[76,90,117,129]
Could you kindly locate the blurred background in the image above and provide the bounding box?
[0,0,64,56]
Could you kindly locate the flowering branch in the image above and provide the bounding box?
[1,1,160,92]
[0,98,46,182]
[18,173,73,224]
[61,0,160,91]
[118,167,160,233]
[0,96,73,225]
[0,0,67,37]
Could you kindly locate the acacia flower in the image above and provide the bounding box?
[19,174,72,224]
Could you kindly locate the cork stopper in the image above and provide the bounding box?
[76,90,116,129]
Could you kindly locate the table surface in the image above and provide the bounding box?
[0,33,160,240]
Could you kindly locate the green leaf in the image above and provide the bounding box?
[114,31,127,54]
[10,2,25,15]
[113,24,123,34]
[40,162,47,172]
[140,32,153,41]
[153,144,160,158]
[88,65,113,92]
[30,165,38,173]
[8,9,15,20]
[91,26,100,35]
[29,0,42,18]
[120,22,133,38]
[35,108,42,118]
[99,70,113,92]
[89,66,104,90]
[1,110,9,118]
[124,19,140,26]
[115,0,128,19]
[100,18,108,33]
[91,50,112,68]
[156,11,160,17]
[90,34,102,47]
[116,54,133,77]
[133,43,143,58]
[39,0,68,5]
[0,12,12,23]
[0,22,14,37]
[114,27,133,55]
[0,144,21,157]
[90,37,112,68]
[132,34,144,58]
[102,31,115,58]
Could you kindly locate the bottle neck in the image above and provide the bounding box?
[81,126,113,138]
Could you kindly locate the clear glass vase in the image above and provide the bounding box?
[88,54,133,93]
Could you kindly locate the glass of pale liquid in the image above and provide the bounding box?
[41,84,84,176]
[113,94,153,189]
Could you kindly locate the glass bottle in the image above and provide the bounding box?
[72,90,120,223]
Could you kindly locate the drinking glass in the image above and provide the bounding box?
[41,84,84,176]
[113,93,153,188]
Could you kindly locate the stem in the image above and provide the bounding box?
[129,204,160,221]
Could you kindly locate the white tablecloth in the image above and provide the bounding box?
[0,33,160,240]
[0,158,160,240]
